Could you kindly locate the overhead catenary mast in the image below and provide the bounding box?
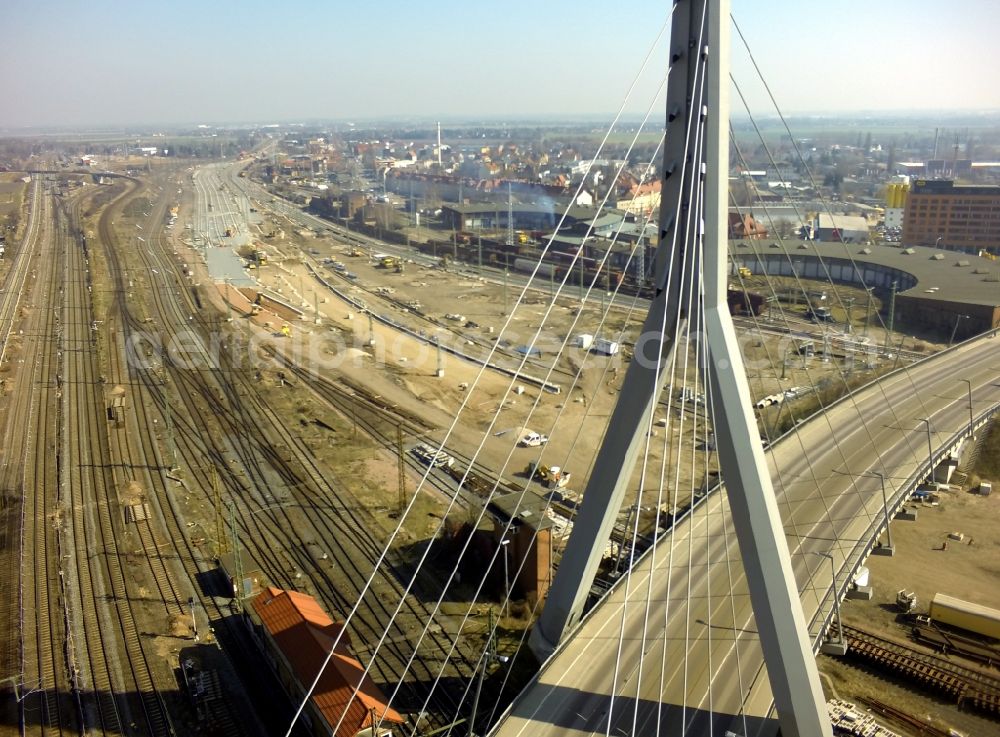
[506,182,514,247]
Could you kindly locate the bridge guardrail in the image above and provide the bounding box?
[809,403,999,650]
[547,332,1000,675]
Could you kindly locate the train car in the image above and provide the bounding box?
[929,593,1000,640]
[513,257,558,279]
[727,287,765,316]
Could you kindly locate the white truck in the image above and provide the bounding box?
[520,431,549,447]
[591,338,620,356]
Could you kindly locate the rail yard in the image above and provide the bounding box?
[0,157,743,736]
[0,163,498,736]
[0,146,997,737]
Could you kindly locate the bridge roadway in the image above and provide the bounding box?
[492,334,1000,736]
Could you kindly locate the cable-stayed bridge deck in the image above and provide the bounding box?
[491,335,1000,736]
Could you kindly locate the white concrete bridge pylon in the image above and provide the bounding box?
[529,1,832,734]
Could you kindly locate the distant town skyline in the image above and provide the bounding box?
[2,0,999,130]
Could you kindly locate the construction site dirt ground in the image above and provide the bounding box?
[165,181,1000,730]
[245,239,684,514]
[168,210,963,564]
[235,226,931,517]
[820,474,1000,736]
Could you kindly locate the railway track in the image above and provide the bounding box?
[856,696,956,737]
[265,347,529,508]
[60,183,173,737]
[0,179,45,691]
[102,173,483,728]
[93,179,253,737]
[194,325,475,720]
[102,173,468,729]
[99,189,299,736]
[0,177,153,737]
[3,167,515,736]
[911,623,1000,668]
[59,190,126,737]
[842,623,1000,716]
[9,181,77,736]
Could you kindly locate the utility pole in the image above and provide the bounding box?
[843,296,855,334]
[948,314,968,347]
[367,312,375,347]
[885,280,897,350]
[189,597,199,642]
[919,418,935,483]
[863,288,872,337]
[502,269,508,315]
[468,609,507,737]
[960,378,974,440]
[397,424,406,513]
[636,240,645,287]
[230,501,244,611]
[478,235,483,276]
[814,552,846,655]
[435,338,444,378]
[213,466,229,557]
[163,382,177,470]
[506,182,514,247]
[872,472,894,556]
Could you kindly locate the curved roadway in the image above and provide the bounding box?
[491,334,1000,736]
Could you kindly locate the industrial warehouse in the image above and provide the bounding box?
[731,239,1000,339]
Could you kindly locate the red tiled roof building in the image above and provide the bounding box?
[245,587,405,737]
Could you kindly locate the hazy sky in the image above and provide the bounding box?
[2,0,998,129]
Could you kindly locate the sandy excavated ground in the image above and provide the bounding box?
[822,481,1000,736]
[250,241,651,500]
[177,214,942,535]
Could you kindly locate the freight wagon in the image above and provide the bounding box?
[513,257,558,279]
[929,593,1000,641]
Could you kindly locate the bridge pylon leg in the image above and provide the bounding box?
[531,1,832,735]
